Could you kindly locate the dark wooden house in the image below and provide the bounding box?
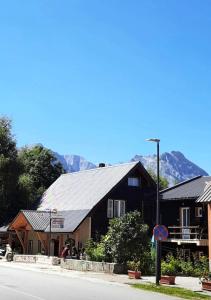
[160,176,210,258]
[8,161,156,256]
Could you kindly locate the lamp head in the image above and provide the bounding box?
[146,138,160,143]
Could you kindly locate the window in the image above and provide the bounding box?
[195,207,203,217]
[181,248,190,259]
[107,199,113,218]
[107,199,126,218]
[128,177,140,187]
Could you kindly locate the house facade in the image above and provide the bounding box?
[196,181,211,270]
[160,176,211,258]
[8,161,156,256]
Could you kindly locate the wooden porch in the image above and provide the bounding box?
[165,225,208,246]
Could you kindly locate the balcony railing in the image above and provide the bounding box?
[167,226,207,240]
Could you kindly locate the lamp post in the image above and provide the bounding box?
[146,138,161,285]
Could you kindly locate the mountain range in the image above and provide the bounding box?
[54,151,208,187]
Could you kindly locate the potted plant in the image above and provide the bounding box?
[127,261,141,279]
[160,256,177,285]
[201,272,211,291]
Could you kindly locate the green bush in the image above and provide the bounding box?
[161,253,209,277]
[161,254,180,276]
[84,211,152,274]
[127,260,142,271]
[103,211,152,274]
[179,259,194,276]
[84,239,105,262]
[193,255,209,277]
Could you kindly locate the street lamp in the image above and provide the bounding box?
[146,138,161,285]
[45,209,57,257]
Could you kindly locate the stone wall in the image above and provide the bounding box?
[61,259,126,274]
[13,255,60,265]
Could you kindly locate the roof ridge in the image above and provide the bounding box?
[21,210,50,214]
[61,161,139,176]
[160,175,202,193]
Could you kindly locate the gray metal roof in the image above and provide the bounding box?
[0,225,9,233]
[44,209,90,232]
[16,162,144,234]
[22,209,90,233]
[38,161,140,211]
[160,176,211,200]
[22,210,50,231]
[196,182,211,203]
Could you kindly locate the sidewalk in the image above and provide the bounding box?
[0,260,210,295]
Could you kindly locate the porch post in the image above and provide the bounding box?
[24,230,28,254]
[36,232,48,254]
[15,230,25,253]
[8,232,12,245]
[75,231,79,250]
[59,234,63,257]
[208,204,211,271]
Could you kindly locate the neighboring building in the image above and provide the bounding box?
[8,161,156,256]
[160,176,211,258]
[196,182,211,270]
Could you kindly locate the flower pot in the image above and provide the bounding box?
[160,275,176,285]
[202,281,211,291]
[128,270,141,279]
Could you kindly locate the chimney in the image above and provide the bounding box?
[98,163,106,168]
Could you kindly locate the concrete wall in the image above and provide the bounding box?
[61,259,126,274]
[13,254,60,265]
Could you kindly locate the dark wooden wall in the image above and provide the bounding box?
[160,199,207,228]
[90,165,156,239]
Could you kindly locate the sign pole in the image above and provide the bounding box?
[156,140,161,285]
[49,210,51,257]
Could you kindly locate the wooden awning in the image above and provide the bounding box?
[9,211,32,231]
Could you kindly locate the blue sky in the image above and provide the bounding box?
[1,0,211,173]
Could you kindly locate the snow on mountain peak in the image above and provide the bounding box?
[53,150,208,187]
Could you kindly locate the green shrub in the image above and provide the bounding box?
[85,211,152,275]
[85,239,105,262]
[193,255,209,277]
[161,253,209,277]
[161,254,180,276]
[127,260,142,271]
[179,259,194,276]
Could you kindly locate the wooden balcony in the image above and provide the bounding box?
[165,226,208,246]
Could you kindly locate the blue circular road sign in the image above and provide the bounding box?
[153,225,168,241]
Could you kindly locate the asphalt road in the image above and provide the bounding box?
[0,265,179,300]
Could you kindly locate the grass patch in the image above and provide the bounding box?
[132,283,211,300]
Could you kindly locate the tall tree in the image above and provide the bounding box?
[18,145,65,209]
[147,168,169,190]
[0,117,20,224]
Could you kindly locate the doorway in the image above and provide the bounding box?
[53,239,59,257]
[181,207,190,239]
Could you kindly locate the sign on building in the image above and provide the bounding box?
[51,218,64,229]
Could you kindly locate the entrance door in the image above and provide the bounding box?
[53,240,59,257]
[181,207,190,239]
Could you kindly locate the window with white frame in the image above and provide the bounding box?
[128,177,140,187]
[107,199,113,218]
[107,199,126,218]
[195,207,203,217]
